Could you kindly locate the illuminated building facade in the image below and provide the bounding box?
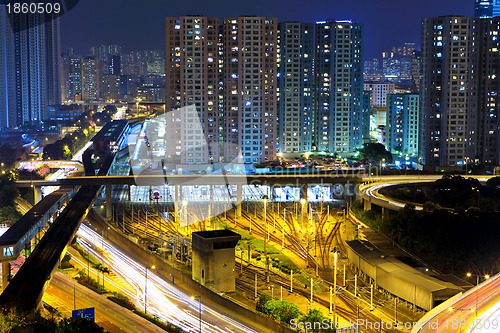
[277,22,314,154]
[0,6,60,128]
[165,16,220,164]
[315,20,366,155]
[222,16,278,163]
[386,94,419,155]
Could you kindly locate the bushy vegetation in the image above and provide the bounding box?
[364,176,500,275]
[53,317,107,333]
[0,173,21,225]
[76,269,109,294]
[299,309,336,333]
[255,293,301,324]
[358,203,500,275]
[60,253,73,270]
[356,142,393,165]
[107,292,135,311]
[132,310,185,333]
[0,307,34,333]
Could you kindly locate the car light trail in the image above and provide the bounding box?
[76,224,258,333]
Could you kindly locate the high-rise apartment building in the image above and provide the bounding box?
[381,43,415,83]
[81,57,102,101]
[386,94,419,155]
[223,16,278,163]
[363,58,383,81]
[476,0,493,18]
[102,74,121,101]
[0,6,15,128]
[277,22,314,154]
[422,16,500,167]
[165,16,220,164]
[363,81,395,108]
[0,7,60,128]
[60,51,82,103]
[122,50,165,76]
[420,17,479,167]
[411,50,422,93]
[110,55,121,75]
[90,44,121,75]
[315,20,365,155]
[474,0,500,18]
[478,18,500,164]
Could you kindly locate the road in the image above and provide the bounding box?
[76,224,261,333]
[44,273,166,333]
[360,175,496,211]
[412,273,500,333]
[42,141,93,196]
[9,256,165,333]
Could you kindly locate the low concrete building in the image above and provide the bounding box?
[346,240,463,311]
[192,230,241,292]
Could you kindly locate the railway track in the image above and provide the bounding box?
[115,198,412,331]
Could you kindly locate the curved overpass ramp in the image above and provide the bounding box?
[360,175,495,211]
[411,272,500,333]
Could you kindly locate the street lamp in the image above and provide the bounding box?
[300,198,306,233]
[182,199,188,227]
[263,195,269,282]
[191,295,202,333]
[379,158,386,174]
[145,265,155,315]
[466,272,490,315]
[333,250,338,322]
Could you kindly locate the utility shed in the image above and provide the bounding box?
[346,240,463,311]
[192,230,241,292]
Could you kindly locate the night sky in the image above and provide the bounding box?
[60,0,473,59]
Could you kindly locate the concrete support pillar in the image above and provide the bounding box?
[31,235,37,252]
[106,185,112,221]
[300,184,308,206]
[209,185,214,201]
[236,184,242,218]
[364,198,372,211]
[175,185,180,223]
[2,262,9,291]
[34,186,43,205]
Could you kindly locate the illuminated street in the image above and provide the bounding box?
[76,223,260,333]
[413,273,500,333]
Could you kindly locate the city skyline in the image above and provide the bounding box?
[59,0,473,59]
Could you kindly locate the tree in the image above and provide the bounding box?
[263,300,300,323]
[43,142,66,160]
[54,317,107,333]
[93,263,110,288]
[0,307,33,333]
[422,201,441,213]
[0,206,22,225]
[0,145,17,169]
[0,174,19,208]
[358,142,393,165]
[486,176,500,189]
[299,309,336,333]
[256,293,271,313]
